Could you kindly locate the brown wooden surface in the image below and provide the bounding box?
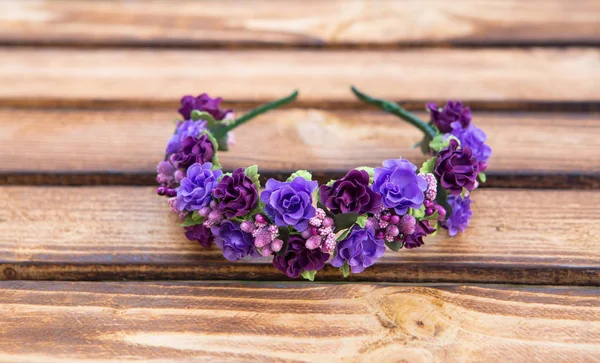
[2,187,599,284]
[0,1,599,47]
[0,281,598,362]
[1,108,598,188]
[0,48,599,108]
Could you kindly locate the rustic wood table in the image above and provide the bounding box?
[0,1,599,361]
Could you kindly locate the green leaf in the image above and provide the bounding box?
[325,179,336,187]
[333,212,359,232]
[287,170,312,182]
[423,210,439,221]
[385,239,404,252]
[215,135,229,152]
[180,213,203,227]
[355,167,374,184]
[301,270,317,281]
[190,110,218,125]
[356,215,368,228]
[429,134,460,153]
[201,130,223,169]
[276,227,290,256]
[479,172,487,183]
[409,205,425,219]
[336,227,353,242]
[430,222,439,237]
[435,184,453,221]
[340,262,350,278]
[244,165,261,189]
[420,157,437,174]
[460,188,467,198]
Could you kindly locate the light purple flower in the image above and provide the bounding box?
[211,220,256,261]
[427,101,472,133]
[442,195,472,236]
[450,122,491,164]
[373,159,427,215]
[330,225,386,274]
[166,120,207,154]
[177,162,222,212]
[260,177,318,231]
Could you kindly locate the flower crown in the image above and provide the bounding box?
[157,87,491,280]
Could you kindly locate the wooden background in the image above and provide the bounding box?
[0,1,599,361]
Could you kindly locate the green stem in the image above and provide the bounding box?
[350,86,436,140]
[213,90,299,138]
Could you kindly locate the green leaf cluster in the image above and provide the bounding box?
[420,157,437,174]
[287,170,312,182]
[180,211,204,227]
[301,270,317,281]
[429,134,460,153]
[244,165,261,189]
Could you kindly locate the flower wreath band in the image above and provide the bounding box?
[157,87,491,280]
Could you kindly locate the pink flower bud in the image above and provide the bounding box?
[209,200,217,209]
[311,226,318,236]
[399,214,416,235]
[390,215,400,225]
[376,231,385,240]
[198,206,211,217]
[174,170,185,183]
[322,217,334,227]
[424,200,434,208]
[305,235,322,250]
[381,213,391,222]
[386,224,400,237]
[240,220,255,233]
[435,205,447,221]
[270,239,283,252]
[425,207,434,216]
[301,229,312,239]
[208,210,223,223]
[255,214,266,224]
[254,231,272,248]
[259,246,273,257]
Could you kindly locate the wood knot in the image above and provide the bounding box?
[3,268,16,279]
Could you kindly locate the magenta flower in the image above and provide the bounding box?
[319,169,381,215]
[272,235,330,278]
[434,139,479,195]
[172,135,215,170]
[213,168,259,218]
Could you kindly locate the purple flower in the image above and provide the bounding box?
[156,160,176,186]
[179,93,232,121]
[177,162,222,212]
[319,170,382,215]
[450,123,492,164]
[435,139,479,195]
[172,134,215,170]
[373,159,427,215]
[184,224,213,248]
[330,225,385,274]
[213,168,259,218]
[427,101,471,133]
[261,177,318,232]
[211,220,256,261]
[273,235,330,278]
[403,221,436,249]
[166,120,207,154]
[442,195,472,236]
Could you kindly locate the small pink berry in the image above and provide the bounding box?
[240,220,255,233]
[259,246,273,257]
[399,214,416,235]
[381,213,391,222]
[306,235,322,250]
[255,214,266,224]
[319,226,333,236]
[386,224,400,237]
[268,225,278,234]
[435,205,447,220]
[208,210,223,223]
[198,206,211,217]
[376,231,386,240]
[156,186,167,196]
[390,215,400,225]
[378,220,389,229]
[425,207,434,216]
[322,217,334,227]
[254,232,272,248]
[301,229,312,239]
[424,200,434,208]
[385,235,394,242]
[311,226,319,236]
[174,170,185,183]
[270,239,283,252]
[209,200,217,209]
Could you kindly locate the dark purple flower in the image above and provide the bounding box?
[166,120,207,154]
[177,162,222,212]
[211,220,256,261]
[403,221,436,249]
[442,195,472,236]
[450,123,492,164]
[319,170,381,215]
[427,101,472,133]
[330,225,385,274]
[172,135,215,170]
[184,224,213,248]
[273,235,330,278]
[213,168,259,219]
[261,177,318,231]
[435,139,479,195]
[373,159,427,215]
[179,93,232,121]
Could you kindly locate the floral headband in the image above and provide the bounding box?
[156,87,491,280]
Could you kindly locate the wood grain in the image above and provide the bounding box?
[0,48,598,108]
[1,108,598,187]
[0,1,598,47]
[1,187,599,284]
[0,281,598,362]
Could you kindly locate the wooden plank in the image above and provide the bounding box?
[0,48,598,108]
[0,281,598,361]
[0,108,598,188]
[1,187,599,284]
[0,1,598,47]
